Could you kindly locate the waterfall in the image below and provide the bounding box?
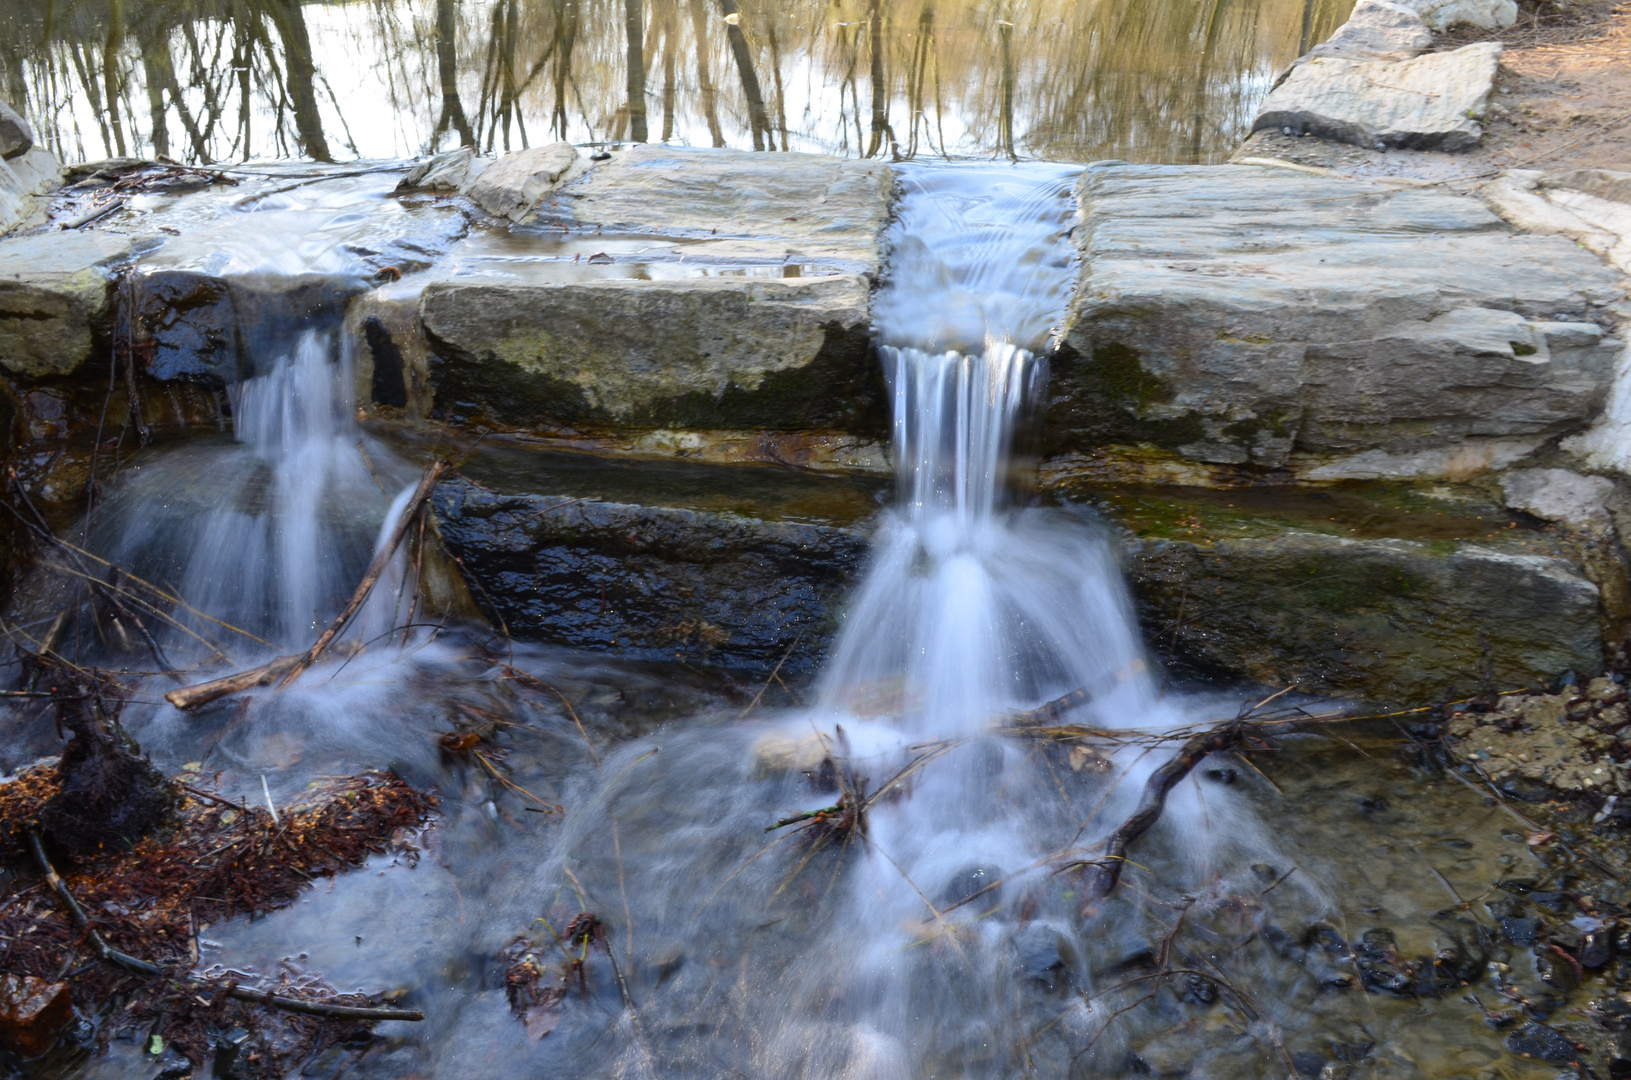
[90,330,409,655]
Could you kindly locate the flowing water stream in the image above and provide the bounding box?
[1,166,1589,1079]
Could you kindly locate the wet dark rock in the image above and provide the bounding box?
[1291,1051,1330,1078]
[0,974,70,1058]
[1611,1058,1631,1080]
[431,476,867,675]
[1505,1021,1580,1064]
[1591,997,1631,1031]
[126,271,364,387]
[364,316,409,408]
[1529,891,1572,913]
[1013,925,1074,992]
[1497,878,1538,894]
[1306,924,1350,956]
[1500,916,1540,946]
[1263,925,1305,963]
[1202,767,1237,785]
[1355,795,1389,814]
[942,866,1003,914]
[1180,972,1217,1005]
[1536,946,1581,992]
[1354,928,1416,995]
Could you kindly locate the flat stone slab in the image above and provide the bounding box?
[1256,42,1502,151]
[1049,162,1626,472]
[420,144,894,432]
[0,230,131,378]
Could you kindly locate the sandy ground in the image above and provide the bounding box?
[1233,0,1631,182]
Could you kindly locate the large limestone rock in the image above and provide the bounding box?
[0,231,131,378]
[1048,163,1625,471]
[464,143,583,222]
[421,144,894,432]
[534,144,888,267]
[0,100,32,161]
[1307,0,1434,63]
[1256,43,1502,151]
[1501,468,1617,536]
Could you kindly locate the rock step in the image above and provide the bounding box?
[1051,161,1626,477]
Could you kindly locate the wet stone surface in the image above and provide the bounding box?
[430,474,869,675]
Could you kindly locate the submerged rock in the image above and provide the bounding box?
[1051,162,1624,473]
[1255,44,1502,151]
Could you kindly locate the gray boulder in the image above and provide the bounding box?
[1307,0,1433,63]
[395,145,490,194]
[0,99,32,161]
[0,231,132,378]
[465,143,582,222]
[0,147,62,235]
[421,144,895,432]
[1048,163,1625,471]
[1501,468,1617,536]
[1255,42,1501,151]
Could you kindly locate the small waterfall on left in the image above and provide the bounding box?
[82,330,412,658]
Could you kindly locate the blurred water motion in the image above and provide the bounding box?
[0,0,1352,166]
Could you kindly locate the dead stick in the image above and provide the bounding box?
[166,460,449,711]
[275,459,450,688]
[1085,719,1301,898]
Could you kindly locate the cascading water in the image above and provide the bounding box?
[1,166,1379,1080]
[85,330,411,654]
[506,165,1312,1079]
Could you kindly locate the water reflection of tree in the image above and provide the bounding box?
[0,0,1350,164]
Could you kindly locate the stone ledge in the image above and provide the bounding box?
[430,475,870,674]
[1050,162,1626,472]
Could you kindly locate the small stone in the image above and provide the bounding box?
[0,974,71,1058]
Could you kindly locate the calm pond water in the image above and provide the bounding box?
[0,0,1353,166]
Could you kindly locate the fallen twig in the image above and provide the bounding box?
[166,459,449,710]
